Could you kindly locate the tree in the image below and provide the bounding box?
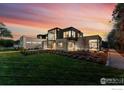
[107,29,118,48]
[102,41,108,49]
[108,4,124,50]
[0,22,13,39]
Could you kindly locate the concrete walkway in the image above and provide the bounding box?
[106,49,124,69]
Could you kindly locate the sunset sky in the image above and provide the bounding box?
[0,3,116,40]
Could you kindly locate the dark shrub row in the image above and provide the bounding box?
[47,50,107,65]
[0,39,14,47]
[20,49,44,55]
[20,49,107,65]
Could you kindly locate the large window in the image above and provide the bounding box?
[72,31,75,38]
[64,31,69,38]
[89,40,98,50]
[48,30,56,40]
[57,42,63,48]
[68,42,75,51]
[68,31,71,37]
[32,42,42,44]
[64,31,74,38]
[26,42,31,44]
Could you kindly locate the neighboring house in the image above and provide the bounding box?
[20,27,102,51]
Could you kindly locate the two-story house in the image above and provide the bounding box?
[20,27,102,51]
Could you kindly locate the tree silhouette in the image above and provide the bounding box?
[0,22,13,39]
[108,4,124,50]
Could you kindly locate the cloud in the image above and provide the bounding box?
[0,3,115,40]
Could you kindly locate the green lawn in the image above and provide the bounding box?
[0,52,124,85]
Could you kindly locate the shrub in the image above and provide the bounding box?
[0,39,14,47]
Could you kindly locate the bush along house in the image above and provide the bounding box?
[20,27,102,51]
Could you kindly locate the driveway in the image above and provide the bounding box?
[106,49,124,69]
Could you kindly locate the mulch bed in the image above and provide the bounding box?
[116,50,124,57]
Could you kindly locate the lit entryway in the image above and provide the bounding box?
[52,42,56,50]
[68,42,75,51]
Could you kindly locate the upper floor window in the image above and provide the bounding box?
[48,30,56,40]
[89,40,98,50]
[68,31,71,37]
[64,31,74,38]
[72,31,75,38]
[64,31,69,38]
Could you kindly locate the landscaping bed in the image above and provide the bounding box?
[116,50,124,57]
[21,50,108,65]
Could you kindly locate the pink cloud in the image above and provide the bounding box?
[0,3,116,40]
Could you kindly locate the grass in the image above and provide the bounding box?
[0,47,17,52]
[0,52,124,85]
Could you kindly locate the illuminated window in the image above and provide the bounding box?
[64,32,65,38]
[26,42,31,44]
[53,42,56,49]
[64,31,73,38]
[37,42,42,44]
[31,42,42,44]
[89,40,98,50]
[69,31,71,37]
[58,42,63,47]
[68,42,75,51]
[72,31,75,38]
[48,30,56,40]
[64,31,69,38]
